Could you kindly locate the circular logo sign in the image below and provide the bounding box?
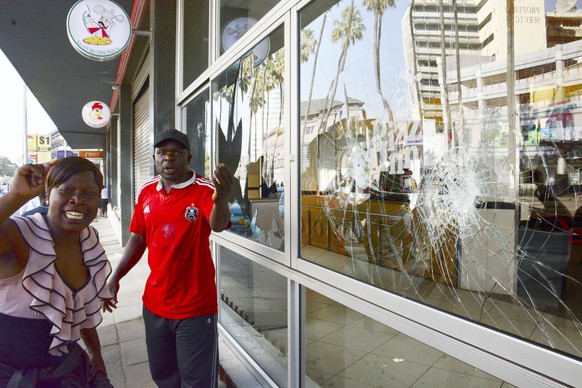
[67,0,131,61]
[221,17,270,67]
[82,101,111,128]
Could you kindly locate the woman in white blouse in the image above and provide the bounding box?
[0,157,113,387]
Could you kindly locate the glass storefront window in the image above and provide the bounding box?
[213,26,286,251]
[219,247,288,386]
[305,288,513,386]
[183,0,210,89]
[183,89,211,178]
[219,0,281,60]
[299,0,582,359]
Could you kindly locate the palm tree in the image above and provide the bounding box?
[363,0,396,123]
[318,2,365,134]
[300,28,316,63]
[260,49,285,185]
[301,20,325,137]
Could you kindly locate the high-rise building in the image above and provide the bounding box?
[402,0,547,130]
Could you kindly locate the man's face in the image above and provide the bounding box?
[154,140,192,184]
[46,171,101,234]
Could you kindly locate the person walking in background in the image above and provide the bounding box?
[103,128,233,387]
[100,185,109,218]
[22,187,49,216]
[17,192,40,216]
[0,157,113,386]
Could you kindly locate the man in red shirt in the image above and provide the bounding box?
[103,128,233,387]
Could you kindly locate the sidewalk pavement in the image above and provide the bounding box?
[91,217,262,388]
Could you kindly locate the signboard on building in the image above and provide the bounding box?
[82,101,111,128]
[78,150,104,158]
[26,135,37,152]
[37,134,51,152]
[66,0,131,61]
[26,134,52,163]
[514,0,546,55]
[221,17,270,67]
[58,150,77,159]
[27,152,37,164]
[37,152,52,163]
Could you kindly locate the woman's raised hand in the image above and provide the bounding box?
[11,160,58,200]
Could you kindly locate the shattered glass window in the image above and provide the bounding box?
[214,26,286,251]
[299,0,582,359]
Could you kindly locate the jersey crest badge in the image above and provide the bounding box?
[185,204,199,221]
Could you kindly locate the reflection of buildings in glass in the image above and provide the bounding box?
[399,0,582,301]
[214,50,285,209]
[402,0,550,132]
[446,40,582,150]
[301,98,367,155]
[300,97,367,193]
[546,4,582,47]
[436,3,582,181]
[300,96,426,198]
[401,0,482,125]
[438,9,582,299]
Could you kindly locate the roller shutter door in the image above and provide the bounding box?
[133,85,151,203]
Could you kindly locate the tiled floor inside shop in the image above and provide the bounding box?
[221,240,581,387]
[302,290,518,387]
[220,281,521,387]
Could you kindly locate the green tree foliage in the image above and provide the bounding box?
[317,2,365,133]
[0,156,18,177]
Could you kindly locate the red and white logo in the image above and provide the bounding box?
[82,101,111,128]
[67,0,131,61]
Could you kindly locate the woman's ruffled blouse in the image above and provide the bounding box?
[11,213,112,356]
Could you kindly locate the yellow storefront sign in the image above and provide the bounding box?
[37,151,52,163]
[37,135,51,152]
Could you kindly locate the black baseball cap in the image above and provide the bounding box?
[154,129,190,151]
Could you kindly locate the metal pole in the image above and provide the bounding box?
[439,0,451,144]
[22,83,27,164]
[507,0,518,200]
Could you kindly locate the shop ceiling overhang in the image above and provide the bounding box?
[0,0,145,151]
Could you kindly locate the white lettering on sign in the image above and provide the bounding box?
[369,119,422,175]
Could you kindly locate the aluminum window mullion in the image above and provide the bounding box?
[288,280,302,388]
[287,7,302,387]
[210,0,219,66]
[289,3,300,271]
[175,0,184,128]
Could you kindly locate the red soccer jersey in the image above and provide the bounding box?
[131,173,217,319]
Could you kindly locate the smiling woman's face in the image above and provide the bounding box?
[47,171,101,234]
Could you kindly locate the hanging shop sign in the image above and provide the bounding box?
[78,150,104,158]
[37,134,51,152]
[66,0,131,61]
[82,101,111,128]
[26,135,37,152]
[221,17,270,67]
